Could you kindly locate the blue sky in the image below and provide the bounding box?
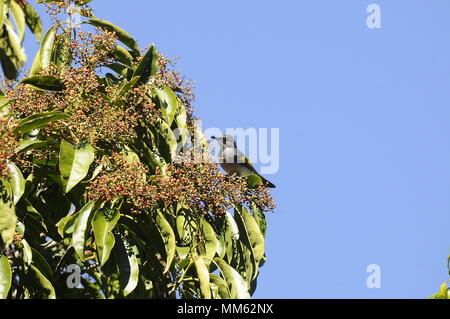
[24,0,450,298]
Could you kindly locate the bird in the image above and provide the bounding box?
[211,135,276,188]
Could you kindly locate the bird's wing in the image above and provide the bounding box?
[239,154,258,174]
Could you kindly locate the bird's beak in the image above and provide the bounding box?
[211,136,216,140]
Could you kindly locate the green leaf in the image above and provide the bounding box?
[251,203,267,238]
[53,33,72,70]
[29,46,41,76]
[213,257,250,299]
[174,101,188,146]
[15,140,53,154]
[133,44,158,85]
[30,247,53,281]
[0,95,10,111]
[235,206,265,264]
[154,119,178,162]
[72,200,102,260]
[16,111,69,133]
[0,23,26,79]
[20,75,65,91]
[56,210,79,237]
[9,0,25,42]
[225,212,239,240]
[85,18,139,53]
[115,235,139,297]
[0,179,16,248]
[92,209,120,266]
[40,26,57,70]
[21,239,32,266]
[199,218,218,263]
[176,208,197,245]
[210,273,231,299]
[23,2,43,43]
[155,210,176,274]
[7,161,25,204]
[154,86,178,126]
[193,256,211,299]
[114,45,133,66]
[29,264,56,299]
[0,0,5,30]
[59,140,95,193]
[0,255,11,299]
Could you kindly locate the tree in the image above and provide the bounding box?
[0,1,275,299]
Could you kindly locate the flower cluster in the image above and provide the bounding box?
[88,153,275,215]
[0,117,17,178]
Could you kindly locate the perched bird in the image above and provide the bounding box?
[211,135,276,188]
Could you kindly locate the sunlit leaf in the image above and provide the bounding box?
[0,255,11,299]
[72,200,102,260]
[193,256,211,299]
[92,209,120,266]
[0,179,16,248]
[59,140,95,193]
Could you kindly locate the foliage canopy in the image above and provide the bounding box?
[0,1,275,299]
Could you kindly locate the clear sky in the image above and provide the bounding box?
[24,0,450,298]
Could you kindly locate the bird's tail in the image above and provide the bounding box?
[259,175,276,188]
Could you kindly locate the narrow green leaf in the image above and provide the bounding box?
[9,0,25,42]
[16,111,69,133]
[155,210,176,274]
[92,209,120,266]
[133,44,158,85]
[235,206,265,263]
[199,218,218,263]
[251,203,267,238]
[53,33,72,70]
[59,140,95,193]
[20,75,65,91]
[0,0,5,30]
[23,2,43,43]
[85,18,139,53]
[7,161,25,204]
[0,95,10,111]
[0,179,16,248]
[21,239,32,266]
[30,247,53,281]
[174,101,188,146]
[29,264,56,299]
[193,256,211,299]
[0,255,11,299]
[72,200,102,260]
[115,235,139,297]
[153,119,177,163]
[176,208,197,245]
[29,46,41,76]
[114,45,133,66]
[213,257,250,299]
[56,210,79,237]
[15,140,53,154]
[154,86,178,126]
[40,26,57,70]
[210,273,231,299]
[225,212,239,240]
